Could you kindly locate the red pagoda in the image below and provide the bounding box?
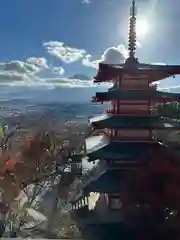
[70,1,180,239]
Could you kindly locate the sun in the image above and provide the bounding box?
[136,19,149,38]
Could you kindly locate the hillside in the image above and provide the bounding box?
[0,101,108,127]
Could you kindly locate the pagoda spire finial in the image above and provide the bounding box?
[128,0,137,59]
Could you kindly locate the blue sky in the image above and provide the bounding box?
[0,0,180,97]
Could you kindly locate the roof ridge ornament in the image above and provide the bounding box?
[128,0,136,58]
[125,0,139,67]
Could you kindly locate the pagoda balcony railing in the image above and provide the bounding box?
[72,207,124,224]
[91,129,109,137]
[94,130,159,142]
[116,86,152,90]
[106,108,153,115]
[108,86,157,91]
[91,131,150,140]
[99,98,180,103]
[109,135,155,142]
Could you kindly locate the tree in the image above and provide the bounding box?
[154,102,180,118]
[0,124,86,237]
[4,182,47,237]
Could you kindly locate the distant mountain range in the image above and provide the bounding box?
[0,73,97,103]
[0,72,180,109]
[2,86,180,104]
[2,87,97,103]
[69,74,90,80]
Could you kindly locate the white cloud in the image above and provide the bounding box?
[0,71,31,83]
[0,58,48,75]
[0,57,49,84]
[43,41,86,63]
[26,57,48,70]
[0,67,95,88]
[52,66,65,75]
[82,54,99,69]
[101,44,128,63]
[82,44,128,69]
[0,40,169,90]
[40,77,94,88]
[0,41,130,88]
[0,55,94,88]
[43,41,129,70]
[152,62,166,65]
[82,0,91,4]
[7,76,111,89]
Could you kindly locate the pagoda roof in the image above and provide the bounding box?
[94,62,180,83]
[85,135,163,161]
[90,114,180,130]
[83,169,121,193]
[95,90,180,101]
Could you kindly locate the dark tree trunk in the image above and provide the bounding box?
[0,219,6,237]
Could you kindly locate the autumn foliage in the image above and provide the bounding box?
[0,130,77,206]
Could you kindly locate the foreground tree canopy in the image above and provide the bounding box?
[0,125,85,237]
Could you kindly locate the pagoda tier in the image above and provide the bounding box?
[85,136,164,162]
[94,62,180,83]
[94,90,180,102]
[89,114,180,130]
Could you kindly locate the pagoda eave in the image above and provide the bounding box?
[90,114,180,130]
[94,63,180,83]
[92,123,180,130]
[85,136,164,161]
[87,152,141,162]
